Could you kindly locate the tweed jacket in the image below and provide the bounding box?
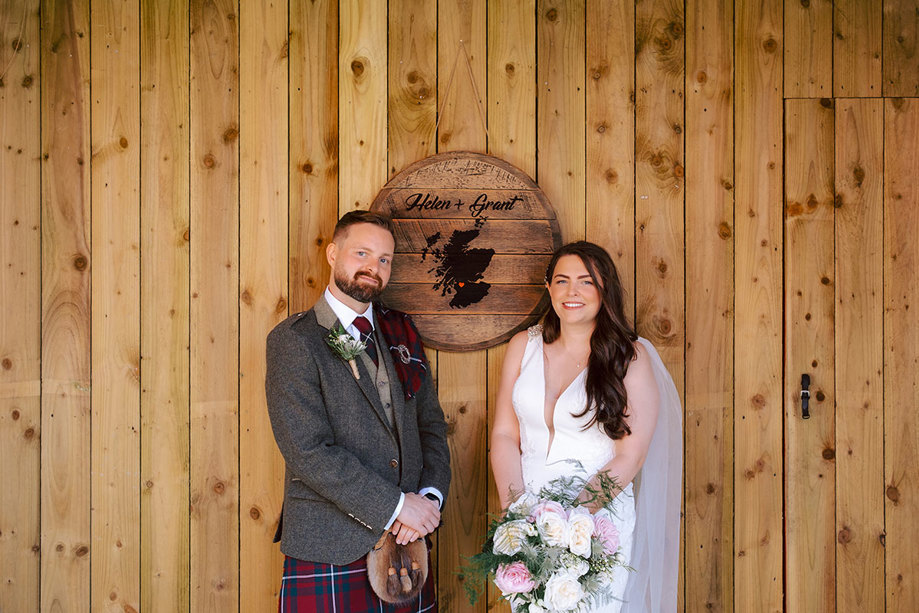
[265,295,451,565]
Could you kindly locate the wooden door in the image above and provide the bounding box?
[784,97,919,612]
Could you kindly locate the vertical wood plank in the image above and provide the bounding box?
[289,0,337,313]
[834,0,882,97]
[586,0,634,319]
[883,0,919,96]
[884,97,919,611]
[488,0,536,181]
[784,98,836,613]
[239,1,287,610]
[90,1,141,610]
[339,0,386,214]
[388,0,436,177]
[835,98,884,613]
[40,0,92,609]
[140,0,190,610]
[685,0,733,610]
[784,0,833,97]
[437,0,487,154]
[733,1,784,609]
[436,2,488,608]
[190,0,239,609]
[635,0,684,393]
[537,0,585,241]
[486,3,535,609]
[0,1,41,610]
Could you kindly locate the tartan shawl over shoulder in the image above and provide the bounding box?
[375,305,428,400]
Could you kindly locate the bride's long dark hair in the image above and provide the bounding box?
[542,241,638,440]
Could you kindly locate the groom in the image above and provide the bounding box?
[266,210,451,611]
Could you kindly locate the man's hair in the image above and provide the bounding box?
[332,210,395,242]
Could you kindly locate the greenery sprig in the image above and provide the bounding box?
[325,324,367,379]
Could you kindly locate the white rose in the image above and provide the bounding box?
[543,572,585,611]
[567,508,596,558]
[493,519,536,556]
[508,491,539,516]
[528,603,546,613]
[536,510,569,547]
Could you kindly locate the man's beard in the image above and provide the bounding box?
[334,268,385,303]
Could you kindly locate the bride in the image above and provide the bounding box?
[490,241,682,612]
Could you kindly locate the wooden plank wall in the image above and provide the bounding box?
[2,1,919,612]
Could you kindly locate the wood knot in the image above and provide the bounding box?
[815,390,825,402]
[820,276,830,285]
[751,394,766,409]
[656,36,673,52]
[11,37,23,52]
[822,447,835,460]
[672,123,682,134]
[73,255,88,271]
[213,481,225,495]
[657,318,672,335]
[74,544,89,557]
[604,168,618,184]
[351,59,365,77]
[56,543,65,552]
[717,222,732,239]
[275,297,288,314]
[852,165,865,187]
[669,21,683,37]
[11,408,19,419]
[673,163,684,178]
[110,591,118,601]
[145,480,153,489]
[22,74,33,88]
[306,277,316,287]
[800,0,810,7]
[819,98,832,109]
[203,153,216,169]
[886,485,900,503]
[721,179,733,190]
[762,38,777,53]
[458,405,467,414]
[119,136,129,149]
[596,122,607,133]
[223,126,239,143]
[249,506,261,520]
[302,162,313,174]
[650,153,663,168]
[24,427,35,440]
[705,483,715,494]
[837,527,852,544]
[183,229,190,242]
[1,358,12,370]
[545,8,558,21]
[240,290,253,306]
[833,194,843,209]
[696,71,707,83]
[656,259,668,276]
[786,201,803,217]
[805,313,811,321]
[505,63,515,75]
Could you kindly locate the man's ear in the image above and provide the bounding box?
[326,241,337,267]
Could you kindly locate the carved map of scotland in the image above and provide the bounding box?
[372,152,561,351]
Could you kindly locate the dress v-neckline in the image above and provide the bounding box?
[539,346,587,461]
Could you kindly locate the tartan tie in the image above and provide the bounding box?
[352,316,378,366]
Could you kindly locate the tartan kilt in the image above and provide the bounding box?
[279,550,437,613]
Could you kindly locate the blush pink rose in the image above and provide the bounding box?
[493,561,537,595]
[529,500,566,523]
[593,514,621,555]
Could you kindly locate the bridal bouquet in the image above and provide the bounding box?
[464,472,629,612]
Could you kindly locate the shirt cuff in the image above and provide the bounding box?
[417,487,443,509]
[384,492,405,530]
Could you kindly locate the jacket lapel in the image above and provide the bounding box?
[314,296,396,439]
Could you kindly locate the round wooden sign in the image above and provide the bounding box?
[372,151,561,351]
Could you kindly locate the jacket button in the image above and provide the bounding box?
[390,459,399,468]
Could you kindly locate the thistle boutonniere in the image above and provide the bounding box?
[325,324,367,380]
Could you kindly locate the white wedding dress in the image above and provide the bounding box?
[512,327,682,612]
